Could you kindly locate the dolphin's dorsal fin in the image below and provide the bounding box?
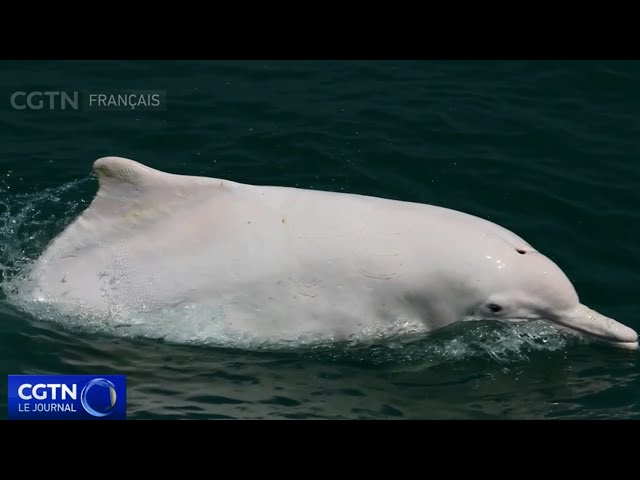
[93,156,225,195]
[86,156,238,222]
[37,157,239,261]
[94,156,164,192]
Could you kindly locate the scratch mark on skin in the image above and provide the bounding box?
[288,276,321,298]
[296,291,318,298]
[359,268,398,280]
[288,276,321,289]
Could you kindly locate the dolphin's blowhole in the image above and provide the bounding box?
[488,303,503,313]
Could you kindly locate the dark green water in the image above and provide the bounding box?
[1,60,639,419]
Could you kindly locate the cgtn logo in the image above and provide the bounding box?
[8,375,126,420]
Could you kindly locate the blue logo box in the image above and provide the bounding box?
[8,375,126,420]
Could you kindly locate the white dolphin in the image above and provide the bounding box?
[21,156,638,350]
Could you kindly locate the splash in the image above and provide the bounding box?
[0,174,92,289]
[298,319,580,367]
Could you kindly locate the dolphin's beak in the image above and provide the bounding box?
[552,303,638,350]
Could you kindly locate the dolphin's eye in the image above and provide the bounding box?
[516,248,526,254]
[488,303,503,313]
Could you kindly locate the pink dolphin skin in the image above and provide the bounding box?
[21,157,638,350]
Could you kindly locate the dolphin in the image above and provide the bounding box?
[21,156,638,350]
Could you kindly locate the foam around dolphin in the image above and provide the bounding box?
[21,156,638,350]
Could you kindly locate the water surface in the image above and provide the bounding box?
[1,60,639,419]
